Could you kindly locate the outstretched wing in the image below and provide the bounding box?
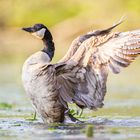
[89,30,140,74]
[59,19,123,63]
[55,25,140,110]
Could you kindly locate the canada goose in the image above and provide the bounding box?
[22,21,140,123]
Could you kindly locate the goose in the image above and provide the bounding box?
[22,20,140,123]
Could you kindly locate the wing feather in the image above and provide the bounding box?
[91,30,140,73]
[55,23,140,110]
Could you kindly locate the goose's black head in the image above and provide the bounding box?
[22,24,53,40]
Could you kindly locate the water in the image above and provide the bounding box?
[0,117,140,140]
[0,62,140,140]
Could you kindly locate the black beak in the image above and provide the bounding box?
[22,27,35,33]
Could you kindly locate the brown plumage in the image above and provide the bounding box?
[22,21,140,123]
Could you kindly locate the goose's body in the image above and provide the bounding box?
[22,52,65,122]
[22,21,140,123]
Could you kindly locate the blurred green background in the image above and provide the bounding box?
[0,0,140,117]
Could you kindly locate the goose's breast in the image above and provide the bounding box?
[22,54,65,123]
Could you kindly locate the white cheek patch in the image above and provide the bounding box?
[31,28,46,39]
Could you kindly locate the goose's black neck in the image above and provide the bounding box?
[42,37,55,61]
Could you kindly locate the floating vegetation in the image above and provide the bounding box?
[0,103,13,109]
[111,128,120,134]
[69,109,78,116]
[47,127,56,131]
[13,123,21,126]
[69,107,86,119]
[86,124,94,138]
[25,112,37,121]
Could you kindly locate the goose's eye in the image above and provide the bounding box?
[34,25,39,30]
[34,24,43,31]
